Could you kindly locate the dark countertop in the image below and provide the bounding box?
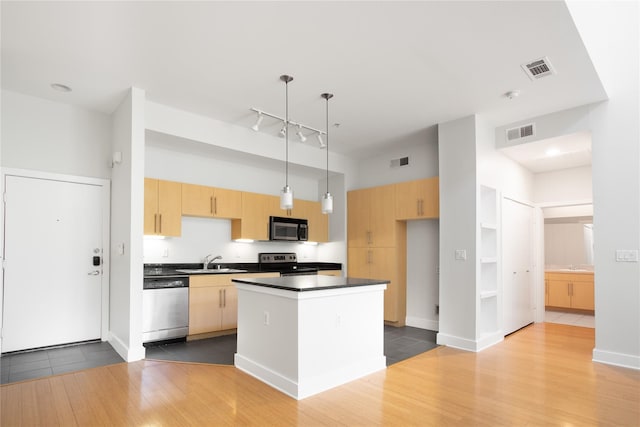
[143,262,342,279]
[231,275,388,292]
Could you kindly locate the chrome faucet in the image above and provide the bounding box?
[203,254,222,270]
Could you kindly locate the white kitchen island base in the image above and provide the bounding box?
[233,277,388,400]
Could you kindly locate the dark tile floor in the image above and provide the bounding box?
[145,325,439,367]
[0,340,125,384]
[0,326,438,385]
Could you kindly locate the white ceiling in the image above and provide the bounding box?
[500,131,592,173]
[1,1,607,160]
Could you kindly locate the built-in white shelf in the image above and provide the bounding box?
[480,257,497,264]
[480,222,497,230]
[480,290,498,299]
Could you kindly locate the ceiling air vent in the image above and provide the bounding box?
[521,56,556,81]
[506,123,535,141]
[390,156,409,168]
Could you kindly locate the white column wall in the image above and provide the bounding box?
[109,87,146,362]
[437,115,478,345]
[568,1,640,369]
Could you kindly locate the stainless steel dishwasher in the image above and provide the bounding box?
[142,276,189,343]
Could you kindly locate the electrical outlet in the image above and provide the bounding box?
[263,311,270,326]
[455,249,467,261]
[162,248,169,257]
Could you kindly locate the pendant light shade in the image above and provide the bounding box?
[280,75,294,210]
[321,92,334,214]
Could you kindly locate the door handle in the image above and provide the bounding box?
[214,197,218,215]
[154,214,158,233]
[158,214,162,233]
[210,196,214,214]
[88,270,100,276]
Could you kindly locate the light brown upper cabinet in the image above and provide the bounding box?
[291,199,328,243]
[231,192,278,241]
[181,183,242,219]
[395,177,439,220]
[144,178,182,237]
[347,184,396,247]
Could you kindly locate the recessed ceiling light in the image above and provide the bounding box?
[545,148,561,157]
[51,83,72,92]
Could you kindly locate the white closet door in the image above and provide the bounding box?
[503,199,534,335]
[2,175,103,352]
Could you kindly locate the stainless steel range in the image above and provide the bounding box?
[259,252,318,276]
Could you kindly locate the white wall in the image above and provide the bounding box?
[144,137,343,264]
[437,115,478,345]
[109,88,146,362]
[1,90,112,179]
[405,220,440,330]
[567,0,640,369]
[354,127,439,189]
[534,166,592,204]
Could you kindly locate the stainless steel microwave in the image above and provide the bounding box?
[269,216,308,241]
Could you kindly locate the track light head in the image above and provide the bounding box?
[279,122,287,137]
[317,133,326,148]
[251,112,263,131]
[296,125,307,142]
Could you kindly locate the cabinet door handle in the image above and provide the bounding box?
[223,289,226,307]
[210,196,214,214]
[367,250,372,264]
[154,214,158,233]
[158,214,162,233]
[219,289,223,308]
[367,231,372,245]
[214,197,218,215]
[570,282,574,296]
[420,199,424,216]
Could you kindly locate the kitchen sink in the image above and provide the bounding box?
[176,268,248,274]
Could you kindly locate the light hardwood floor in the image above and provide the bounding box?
[1,323,639,426]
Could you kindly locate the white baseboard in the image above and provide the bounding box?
[436,331,503,352]
[405,316,439,331]
[108,331,145,362]
[235,353,386,400]
[593,348,640,370]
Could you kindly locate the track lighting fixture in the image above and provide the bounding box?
[317,133,326,149]
[296,125,307,142]
[279,122,287,137]
[280,75,294,210]
[251,112,263,131]
[321,93,334,214]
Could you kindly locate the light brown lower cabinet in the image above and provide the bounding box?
[545,272,594,311]
[188,273,278,336]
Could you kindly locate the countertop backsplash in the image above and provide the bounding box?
[143,216,336,264]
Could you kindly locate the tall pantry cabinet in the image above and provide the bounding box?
[347,184,407,324]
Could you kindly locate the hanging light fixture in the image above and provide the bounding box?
[280,75,294,210]
[321,93,334,214]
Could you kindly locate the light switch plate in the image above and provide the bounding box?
[615,249,639,262]
[455,249,467,261]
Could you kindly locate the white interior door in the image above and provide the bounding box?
[503,198,534,335]
[2,175,104,352]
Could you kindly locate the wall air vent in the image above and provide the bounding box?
[506,123,535,141]
[521,56,556,81]
[390,156,409,168]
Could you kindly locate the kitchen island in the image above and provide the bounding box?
[232,275,388,400]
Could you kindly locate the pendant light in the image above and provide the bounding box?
[321,93,334,214]
[280,75,294,210]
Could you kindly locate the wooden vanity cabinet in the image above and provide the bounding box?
[395,177,439,220]
[144,178,182,237]
[181,183,242,219]
[545,272,594,311]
